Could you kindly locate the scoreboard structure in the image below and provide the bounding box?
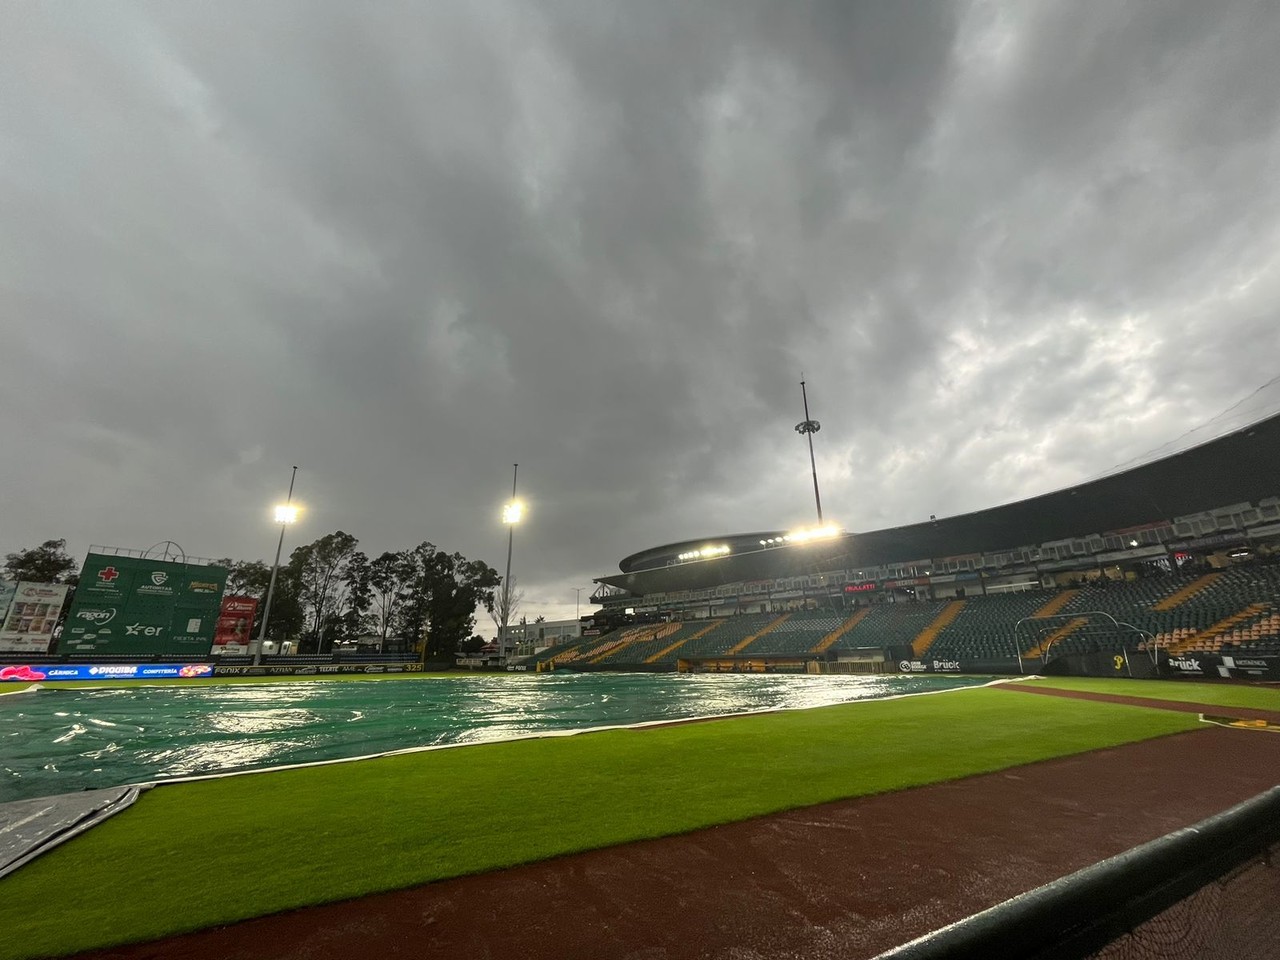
[62,550,229,657]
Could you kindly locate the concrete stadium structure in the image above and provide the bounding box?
[591,412,1280,619]
[519,414,1280,677]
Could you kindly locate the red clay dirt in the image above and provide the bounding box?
[997,682,1280,721]
[69,724,1280,960]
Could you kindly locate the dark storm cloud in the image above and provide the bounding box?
[3,1,1278,621]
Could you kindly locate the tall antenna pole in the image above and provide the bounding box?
[795,380,824,524]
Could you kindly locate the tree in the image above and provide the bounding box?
[340,551,373,641]
[288,531,360,654]
[214,558,272,635]
[421,551,501,661]
[368,550,415,651]
[220,559,272,600]
[398,542,500,662]
[488,575,524,639]
[4,539,79,584]
[214,556,303,644]
[262,575,306,646]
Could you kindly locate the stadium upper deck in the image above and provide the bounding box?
[594,412,1280,609]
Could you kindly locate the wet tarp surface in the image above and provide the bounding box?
[0,785,146,878]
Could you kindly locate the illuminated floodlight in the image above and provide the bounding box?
[274,504,299,524]
[502,500,525,524]
[678,544,731,562]
[783,524,842,544]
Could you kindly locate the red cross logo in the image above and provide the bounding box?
[98,566,120,583]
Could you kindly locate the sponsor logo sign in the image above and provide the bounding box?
[0,663,213,682]
[64,553,228,656]
[212,595,258,656]
[213,662,422,677]
[76,608,116,624]
[0,582,71,654]
[898,658,963,673]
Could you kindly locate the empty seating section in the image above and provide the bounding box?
[528,636,588,664]
[1165,566,1280,656]
[911,600,967,657]
[735,610,850,656]
[595,621,695,665]
[927,591,1056,661]
[1053,567,1280,656]
[646,619,727,663]
[833,600,949,652]
[657,614,775,662]
[531,564,1280,669]
[811,608,870,653]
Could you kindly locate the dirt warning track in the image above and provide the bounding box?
[997,681,1280,722]
[68,724,1280,960]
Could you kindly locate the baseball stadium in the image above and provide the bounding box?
[2,414,1280,959]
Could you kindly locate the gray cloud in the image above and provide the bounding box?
[3,0,1279,622]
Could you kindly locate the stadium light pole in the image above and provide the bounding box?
[500,464,522,657]
[574,586,584,621]
[795,379,824,524]
[254,466,298,666]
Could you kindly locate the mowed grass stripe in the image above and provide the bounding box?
[2,688,1198,960]
[1018,677,1280,712]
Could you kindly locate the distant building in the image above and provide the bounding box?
[502,618,582,657]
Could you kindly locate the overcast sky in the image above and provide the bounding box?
[3,1,1279,623]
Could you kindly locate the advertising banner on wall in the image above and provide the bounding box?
[0,583,71,654]
[211,596,259,655]
[0,663,214,682]
[212,662,422,677]
[0,581,16,626]
[1162,653,1280,681]
[61,553,228,656]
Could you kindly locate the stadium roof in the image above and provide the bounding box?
[597,411,1280,597]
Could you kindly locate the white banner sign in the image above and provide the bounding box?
[0,582,71,653]
[0,581,16,627]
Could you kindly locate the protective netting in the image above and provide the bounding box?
[1086,841,1279,960]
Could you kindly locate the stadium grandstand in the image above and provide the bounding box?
[525,411,1280,677]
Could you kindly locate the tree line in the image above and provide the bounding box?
[3,536,503,660]
[218,532,502,658]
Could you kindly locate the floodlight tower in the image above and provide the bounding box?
[500,464,522,656]
[254,465,299,665]
[795,380,824,524]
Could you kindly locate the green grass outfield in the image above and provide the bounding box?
[1016,676,1280,712]
[2,684,1204,960]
